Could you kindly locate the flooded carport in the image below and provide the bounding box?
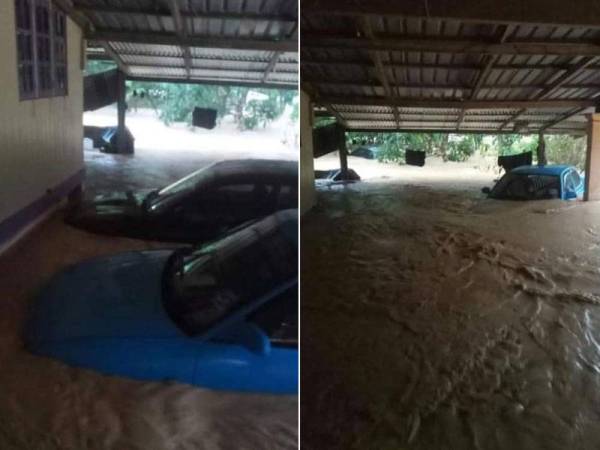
[0,1,298,449]
[300,2,600,449]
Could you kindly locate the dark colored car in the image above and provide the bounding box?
[66,159,298,243]
[25,210,298,394]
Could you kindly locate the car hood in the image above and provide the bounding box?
[24,250,183,346]
[68,189,154,220]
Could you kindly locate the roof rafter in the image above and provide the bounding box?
[358,17,400,128]
[499,56,600,130]
[302,34,600,56]
[317,96,597,109]
[166,0,191,78]
[459,25,511,129]
[301,0,600,29]
[74,5,296,24]
[86,30,297,52]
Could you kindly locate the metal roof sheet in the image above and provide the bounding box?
[302,9,600,133]
[71,0,297,88]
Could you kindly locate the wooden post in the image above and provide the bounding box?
[584,113,600,201]
[338,125,348,179]
[116,70,126,152]
[537,132,547,165]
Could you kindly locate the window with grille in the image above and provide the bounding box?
[14,0,68,100]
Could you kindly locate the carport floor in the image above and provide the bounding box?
[0,151,297,448]
[301,181,600,450]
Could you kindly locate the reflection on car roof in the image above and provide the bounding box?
[511,165,572,176]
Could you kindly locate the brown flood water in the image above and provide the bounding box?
[302,181,600,450]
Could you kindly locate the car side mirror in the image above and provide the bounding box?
[216,322,271,356]
[481,187,491,195]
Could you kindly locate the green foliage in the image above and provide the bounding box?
[545,135,586,170]
[347,130,587,169]
[314,117,337,128]
[493,134,539,156]
[347,132,482,162]
[84,60,117,75]
[83,61,297,130]
[241,89,296,130]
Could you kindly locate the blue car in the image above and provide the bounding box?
[25,210,298,394]
[482,165,585,200]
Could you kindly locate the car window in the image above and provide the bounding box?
[491,173,560,200]
[147,164,215,213]
[279,184,297,207]
[565,170,581,191]
[249,285,297,347]
[163,210,298,336]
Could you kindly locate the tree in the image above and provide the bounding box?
[84,60,297,130]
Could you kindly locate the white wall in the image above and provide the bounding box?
[300,90,316,214]
[0,0,83,224]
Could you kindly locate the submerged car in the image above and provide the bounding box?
[66,159,297,243]
[350,146,380,159]
[482,165,584,201]
[25,210,298,394]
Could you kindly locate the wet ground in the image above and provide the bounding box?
[0,144,297,449]
[301,178,600,450]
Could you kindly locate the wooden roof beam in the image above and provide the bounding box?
[301,0,600,29]
[302,79,600,90]
[86,30,297,52]
[499,55,600,130]
[74,5,296,23]
[54,0,132,75]
[302,82,348,127]
[167,0,191,78]
[302,59,590,72]
[464,25,512,130]
[302,34,600,56]
[318,96,597,109]
[358,17,400,128]
[127,76,297,89]
[343,127,586,135]
[539,107,590,131]
[262,52,282,83]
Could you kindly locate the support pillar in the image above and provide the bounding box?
[116,70,127,152]
[338,125,348,180]
[584,113,600,201]
[537,132,547,166]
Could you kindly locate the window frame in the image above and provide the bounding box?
[14,0,68,101]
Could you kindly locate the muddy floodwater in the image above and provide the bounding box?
[302,179,600,450]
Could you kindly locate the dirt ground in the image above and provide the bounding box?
[302,158,600,450]
[0,113,298,449]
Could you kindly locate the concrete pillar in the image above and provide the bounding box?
[300,90,316,214]
[339,126,348,179]
[584,113,600,201]
[116,70,127,152]
[537,133,547,165]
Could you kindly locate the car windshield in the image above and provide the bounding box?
[145,165,215,212]
[490,172,561,200]
[162,209,298,337]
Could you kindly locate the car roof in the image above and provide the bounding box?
[209,159,297,178]
[510,164,573,176]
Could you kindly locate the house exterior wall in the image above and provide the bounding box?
[300,90,316,214]
[0,0,84,247]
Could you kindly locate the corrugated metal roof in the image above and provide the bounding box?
[72,0,297,88]
[302,10,600,133]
